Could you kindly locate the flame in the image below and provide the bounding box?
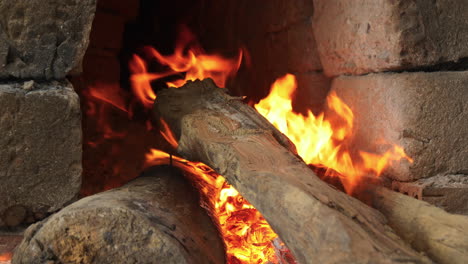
[129,55,163,109]
[127,28,291,263]
[255,74,412,193]
[159,118,179,149]
[83,82,129,142]
[0,252,12,262]
[129,27,242,109]
[145,149,293,264]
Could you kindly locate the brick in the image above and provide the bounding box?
[328,71,468,181]
[392,174,468,215]
[0,0,96,79]
[0,81,82,227]
[313,0,468,76]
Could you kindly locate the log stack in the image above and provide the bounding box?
[12,165,225,264]
[153,79,433,264]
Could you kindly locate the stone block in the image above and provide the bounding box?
[313,0,468,76]
[0,0,96,79]
[199,0,314,45]
[234,19,324,102]
[328,71,468,181]
[293,72,331,115]
[0,81,82,227]
[247,0,314,33]
[267,18,322,74]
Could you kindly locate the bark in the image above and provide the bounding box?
[153,79,431,264]
[371,186,468,264]
[12,165,225,264]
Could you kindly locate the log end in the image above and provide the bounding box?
[13,166,226,264]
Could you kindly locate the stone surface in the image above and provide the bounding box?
[239,0,315,34]
[0,80,82,227]
[328,71,468,181]
[313,0,468,76]
[293,72,331,115]
[265,18,322,74]
[0,0,96,79]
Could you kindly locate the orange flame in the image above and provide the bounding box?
[255,74,413,193]
[129,27,242,109]
[128,28,291,264]
[0,252,12,262]
[159,118,178,149]
[145,149,293,264]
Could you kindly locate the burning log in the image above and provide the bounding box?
[153,79,430,264]
[12,165,225,264]
[370,186,468,264]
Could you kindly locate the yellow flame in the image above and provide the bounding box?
[255,74,412,193]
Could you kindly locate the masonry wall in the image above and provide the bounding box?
[0,0,96,227]
[313,0,468,213]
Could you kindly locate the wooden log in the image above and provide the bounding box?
[370,186,468,264]
[153,79,431,264]
[317,169,468,264]
[12,165,225,264]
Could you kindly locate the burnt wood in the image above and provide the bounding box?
[12,165,225,264]
[153,79,431,264]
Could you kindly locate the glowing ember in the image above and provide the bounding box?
[0,253,12,264]
[254,74,413,193]
[145,149,292,264]
[129,26,242,105]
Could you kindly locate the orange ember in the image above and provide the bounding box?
[145,149,292,264]
[129,27,242,107]
[255,74,413,193]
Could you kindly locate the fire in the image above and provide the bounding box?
[145,149,293,264]
[127,28,292,264]
[129,27,242,107]
[254,74,413,193]
[0,253,12,263]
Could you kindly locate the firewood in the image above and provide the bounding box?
[318,170,468,264]
[153,79,431,264]
[370,186,468,264]
[12,165,225,264]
